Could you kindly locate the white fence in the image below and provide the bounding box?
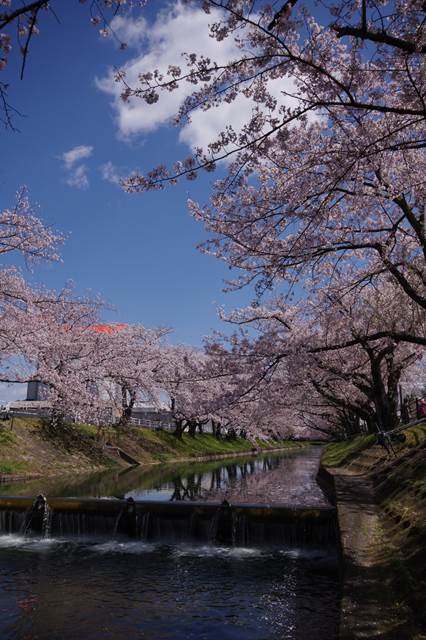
[129,417,175,430]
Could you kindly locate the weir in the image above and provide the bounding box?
[0,495,338,547]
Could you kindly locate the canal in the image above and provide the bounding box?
[0,447,341,639]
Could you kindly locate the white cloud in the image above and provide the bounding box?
[62,145,94,169]
[110,14,148,49]
[96,3,299,151]
[66,164,90,190]
[177,82,292,152]
[100,161,121,185]
[61,144,93,189]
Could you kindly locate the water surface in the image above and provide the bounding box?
[0,447,329,507]
[0,448,341,639]
[0,537,340,640]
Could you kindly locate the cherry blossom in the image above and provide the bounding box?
[204,280,425,437]
[0,188,63,263]
[122,0,424,314]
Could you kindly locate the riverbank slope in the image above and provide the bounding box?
[0,416,299,480]
[322,423,426,640]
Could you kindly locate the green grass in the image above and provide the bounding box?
[6,415,38,428]
[67,422,276,458]
[0,415,303,477]
[135,430,280,461]
[322,434,377,468]
[322,422,426,469]
[0,428,16,446]
[403,423,426,448]
[0,461,31,474]
[72,423,99,438]
[0,416,300,459]
[118,428,300,463]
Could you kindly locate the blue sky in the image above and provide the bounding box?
[1,0,257,356]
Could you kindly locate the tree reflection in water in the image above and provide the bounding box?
[170,457,281,502]
[0,449,328,507]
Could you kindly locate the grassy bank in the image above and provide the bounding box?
[321,433,377,468]
[0,416,300,479]
[322,423,426,469]
[108,425,299,463]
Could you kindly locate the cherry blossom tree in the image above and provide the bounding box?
[154,345,213,437]
[0,189,63,393]
[121,0,424,317]
[205,279,425,438]
[304,281,425,433]
[113,0,425,436]
[0,190,172,428]
[2,312,172,427]
[92,322,170,426]
[0,187,63,351]
[0,280,105,421]
[3,0,425,439]
[0,189,86,417]
[0,188,63,263]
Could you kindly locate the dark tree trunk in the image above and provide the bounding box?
[188,419,197,437]
[368,347,401,432]
[309,375,372,438]
[173,418,185,439]
[118,387,136,427]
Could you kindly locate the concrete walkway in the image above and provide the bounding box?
[334,472,413,640]
[323,431,426,640]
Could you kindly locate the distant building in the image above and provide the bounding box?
[8,400,52,417]
[20,382,175,429]
[130,402,174,429]
[26,380,50,401]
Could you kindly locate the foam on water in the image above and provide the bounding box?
[276,546,335,561]
[0,534,28,548]
[90,541,263,558]
[171,544,336,561]
[91,540,156,554]
[0,533,336,565]
[0,533,67,552]
[173,544,262,559]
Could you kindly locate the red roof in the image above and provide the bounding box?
[92,323,128,334]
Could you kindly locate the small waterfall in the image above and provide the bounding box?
[113,508,125,536]
[0,496,338,548]
[232,511,248,546]
[0,509,26,534]
[140,511,151,539]
[52,510,116,538]
[209,500,233,545]
[230,506,338,547]
[21,494,48,535]
[42,503,52,538]
[150,510,190,542]
[114,497,138,538]
[208,507,220,543]
[138,503,220,543]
